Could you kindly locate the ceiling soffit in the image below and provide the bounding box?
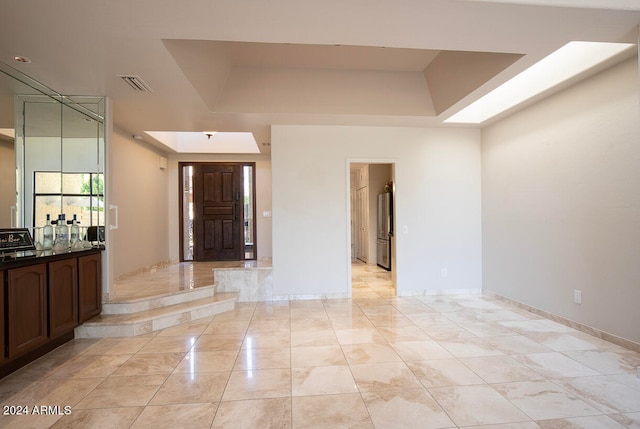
[425,50,524,115]
[163,40,522,118]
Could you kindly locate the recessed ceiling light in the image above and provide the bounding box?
[445,41,636,124]
[13,55,31,63]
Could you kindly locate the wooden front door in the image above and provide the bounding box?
[193,163,243,261]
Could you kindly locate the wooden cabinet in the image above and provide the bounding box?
[78,253,102,323]
[48,258,79,338]
[1,249,103,379]
[6,264,48,358]
[0,272,5,363]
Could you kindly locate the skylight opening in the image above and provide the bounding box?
[445,41,636,124]
[145,131,260,154]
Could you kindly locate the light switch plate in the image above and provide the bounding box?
[574,289,582,304]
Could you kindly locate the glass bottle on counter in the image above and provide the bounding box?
[33,227,44,251]
[70,214,83,250]
[43,213,54,250]
[54,214,69,251]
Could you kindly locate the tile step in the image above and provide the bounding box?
[102,285,216,314]
[74,293,238,338]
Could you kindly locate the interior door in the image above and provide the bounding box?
[356,186,368,262]
[350,181,356,261]
[193,163,243,261]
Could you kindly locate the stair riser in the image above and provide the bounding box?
[214,268,273,302]
[75,300,236,338]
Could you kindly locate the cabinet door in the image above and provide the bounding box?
[78,253,102,323]
[49,259,79,338]
[7,264,47,358]
[0,271,5,363]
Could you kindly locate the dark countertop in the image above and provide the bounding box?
[0,246,104,270]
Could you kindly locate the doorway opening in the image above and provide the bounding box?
[349,162,396,298]
[180,162,256,261]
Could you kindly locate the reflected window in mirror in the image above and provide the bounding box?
[33,172,104,228]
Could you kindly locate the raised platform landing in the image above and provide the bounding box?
[75,260,273,337]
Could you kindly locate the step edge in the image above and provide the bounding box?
[83,295,238,326]
[104,284,216,305]
[102,288,216,314]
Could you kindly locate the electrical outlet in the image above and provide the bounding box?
[441,268,447,278]
[402,225,408,235]
[574,289,582,304]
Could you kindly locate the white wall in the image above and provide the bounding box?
[166,154,272,262]
[271,125,482,298]
[109,128,170,279]
[482,57,640,344]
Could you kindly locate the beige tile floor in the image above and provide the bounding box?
[1,262,640,428]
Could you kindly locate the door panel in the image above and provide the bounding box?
[48,258,79,338]
[222,220,234,249]
[7,264,47,358]
[78,253,102,323]
[194,163,243,260]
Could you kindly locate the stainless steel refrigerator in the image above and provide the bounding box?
[376,192,393,270]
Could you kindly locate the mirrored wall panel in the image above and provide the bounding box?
[0,60,105,238]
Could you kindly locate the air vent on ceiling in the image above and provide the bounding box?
[117,75,153,92]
